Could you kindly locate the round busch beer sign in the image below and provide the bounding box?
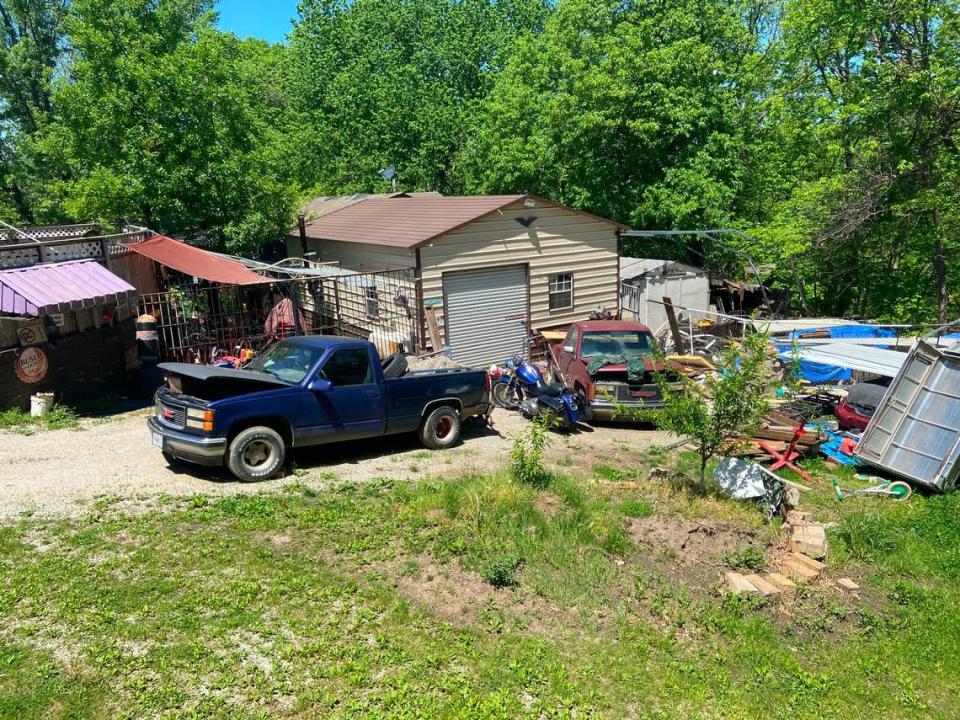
[15,347,49,384]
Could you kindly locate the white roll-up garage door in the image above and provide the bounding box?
[443,265,528,368]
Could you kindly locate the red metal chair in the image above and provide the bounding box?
[758,424,814,483]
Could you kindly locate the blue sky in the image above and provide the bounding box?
[216,0,300,43]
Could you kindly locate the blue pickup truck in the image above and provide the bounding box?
[148,336,491,481]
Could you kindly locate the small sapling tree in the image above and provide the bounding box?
[650,329,774,493]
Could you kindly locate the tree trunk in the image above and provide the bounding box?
[699,449,708,495]
[933,208,948,324]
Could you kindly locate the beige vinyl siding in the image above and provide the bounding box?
[285,237,415,272]
[419,201,619,345]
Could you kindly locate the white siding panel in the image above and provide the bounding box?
[421,202,619,343]
[289,237,415,272]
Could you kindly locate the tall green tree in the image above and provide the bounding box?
[460,0,773,228]
[0,0,68,222]
[286,0,550,195]
[749,0,960,322]
[34,0,295,253]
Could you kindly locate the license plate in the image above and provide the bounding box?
[151,431,163,448]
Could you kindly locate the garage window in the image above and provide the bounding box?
[548,273,574,311]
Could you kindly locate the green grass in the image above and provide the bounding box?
[0,406,80,434]
[0,466,958,718]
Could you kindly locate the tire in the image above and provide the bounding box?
[226,426,286,482]
[492,381,519,410]
[419,406,462,450]
[381,352,409,379]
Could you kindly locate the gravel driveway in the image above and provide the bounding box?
[0,408,673,519]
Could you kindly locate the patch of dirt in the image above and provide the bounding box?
[628,515,761,565]
[378,554,587,638]
[533,492,564,520]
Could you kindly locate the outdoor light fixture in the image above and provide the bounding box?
[523,198,536,208]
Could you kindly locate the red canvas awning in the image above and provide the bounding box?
[122,235,268,286]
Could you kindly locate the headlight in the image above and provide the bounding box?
[185,408,214,431]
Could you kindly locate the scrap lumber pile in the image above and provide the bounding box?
[727,416,823,462]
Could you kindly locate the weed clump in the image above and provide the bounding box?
[481,552,522,588]
[510,414,553,488]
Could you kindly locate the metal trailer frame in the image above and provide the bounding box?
[855,340,960,491]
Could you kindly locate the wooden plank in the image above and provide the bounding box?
[425,306,443,351]
[662,297,686,353]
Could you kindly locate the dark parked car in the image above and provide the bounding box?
[148,337,491,481]
[836,380,890,432]
[551,320,681,421]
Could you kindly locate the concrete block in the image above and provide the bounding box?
[766,573,797,592]
[836,577,860,592]
[744,574,782,597]
[788,524,827,559]
[725,572,759,595]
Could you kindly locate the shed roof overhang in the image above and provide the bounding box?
[122,235,269,286]
[0,259,137,316]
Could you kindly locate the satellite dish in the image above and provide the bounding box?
[379,165,396,180]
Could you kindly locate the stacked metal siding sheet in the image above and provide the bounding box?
[855,341,960,491]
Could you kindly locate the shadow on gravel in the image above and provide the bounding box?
[163,419,503,484]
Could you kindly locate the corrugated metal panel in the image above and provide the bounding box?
[621,274,710,331]
[443,265,528,368]
[297,195,527,247]
[294,195,624,248]
[0,259,137,316]
[856,341,960,490]
[285,237,416,272]
[791,343,908,378]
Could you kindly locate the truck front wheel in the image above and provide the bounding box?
[227,426,286,482]
[419,406,462,450]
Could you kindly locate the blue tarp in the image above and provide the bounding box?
[777,324,896,383]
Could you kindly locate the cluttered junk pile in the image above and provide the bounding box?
[653,303,960,501]
[710,331,960,599]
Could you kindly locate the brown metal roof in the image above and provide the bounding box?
[300,191,443,221]
[296,195,527,248]
[291,194,624,248]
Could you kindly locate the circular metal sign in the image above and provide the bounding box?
[15,347,49,384]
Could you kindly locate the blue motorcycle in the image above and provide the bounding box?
[491,351,585,430]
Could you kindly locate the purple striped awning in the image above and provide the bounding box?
[0,259,137,316]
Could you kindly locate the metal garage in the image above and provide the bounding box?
[442,265,528,367]
[287,194,625,361]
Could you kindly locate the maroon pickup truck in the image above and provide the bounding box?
[551,320,681,421]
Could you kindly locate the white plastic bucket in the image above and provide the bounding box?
[30,392,55,417]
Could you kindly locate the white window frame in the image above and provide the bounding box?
[548,273,574,312]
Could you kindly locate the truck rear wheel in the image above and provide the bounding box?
[227,426,286,482]
[419,406,461,450]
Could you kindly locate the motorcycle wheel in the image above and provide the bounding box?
[492,382,520,410]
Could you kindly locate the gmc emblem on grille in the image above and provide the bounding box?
[162,408,175,420]
[631,390,654,398]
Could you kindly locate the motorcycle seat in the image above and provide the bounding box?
[528,382,567,398]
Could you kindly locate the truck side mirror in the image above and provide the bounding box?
[563,345,574,354]
[309,378,333,392]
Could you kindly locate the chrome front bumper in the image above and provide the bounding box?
[149,417,226,467]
